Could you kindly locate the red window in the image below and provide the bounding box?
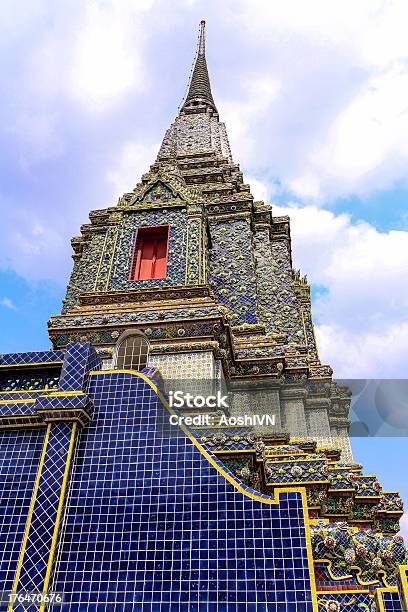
[129,225,169,281]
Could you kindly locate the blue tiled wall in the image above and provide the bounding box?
[50,371,314,611]
[0,429,45,592]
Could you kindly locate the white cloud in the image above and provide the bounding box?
[290,65,408,199]
[289,174,321,200]
[218,0,408,200]
[315,322,408,379]
[106,140,160,199]
[8,111,64,169]
[0,298,16,310]
[273,203,408,377]
[2,0,155,154]
[68,1,153,112]
[246,176,269,201]
[220,75,281,167]
[0,205,69,282]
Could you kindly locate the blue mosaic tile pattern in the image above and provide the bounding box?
[0,404,39,428]
[0,429,45,593]
[35,391,93,427]
[264,238,305,342]
[0,401,36,417]
[50,371,314,611]
[35,393,88,411]
[381,590,402,611]
[17,423,74,594]
[209,218,258,325]
[185,217,205,284]
[62,231,107,311]
[59,343,101,392]
[0,350,64,367]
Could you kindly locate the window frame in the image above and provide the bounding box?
[129,224,170,281]
[113,330,150,371]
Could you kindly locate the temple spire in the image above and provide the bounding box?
[181,20,218,114]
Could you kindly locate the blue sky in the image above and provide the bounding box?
[1,0,408,535]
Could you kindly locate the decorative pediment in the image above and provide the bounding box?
[117,169,203,210]
[134,179,185,205]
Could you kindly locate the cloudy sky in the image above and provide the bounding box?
[1,1,408,533]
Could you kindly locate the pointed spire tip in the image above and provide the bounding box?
[198,20,206,56]
[180,19,217,114]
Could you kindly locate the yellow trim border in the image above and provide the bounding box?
[0,399,36,405]
[399,564,408,610]
[376,586,399,612]
[9,424,51,611]
[0,361,62,369]
[40,423,77,611]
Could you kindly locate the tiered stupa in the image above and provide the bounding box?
[0,21,406,611]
